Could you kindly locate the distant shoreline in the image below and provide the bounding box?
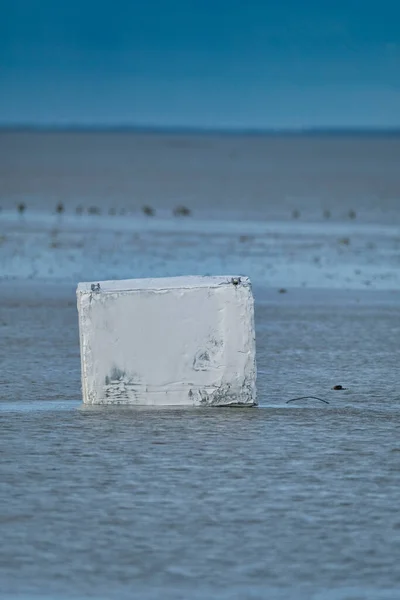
[1,124,400,137]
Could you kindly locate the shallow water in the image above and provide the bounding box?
[2,402,400,600]
[1,284,400,599]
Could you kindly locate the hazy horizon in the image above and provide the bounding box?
[2,124,400,135]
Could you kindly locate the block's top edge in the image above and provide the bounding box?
[77,275,251,294]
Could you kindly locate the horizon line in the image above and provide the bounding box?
[1,123,400,136]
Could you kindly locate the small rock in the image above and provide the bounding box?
[339,237,350,246]
[88,206,101,215]
[142,205,155,216]
[173,205,191,217]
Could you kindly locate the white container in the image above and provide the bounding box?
[76,276,256,406]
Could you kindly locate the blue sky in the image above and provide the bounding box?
[1,0,399,128]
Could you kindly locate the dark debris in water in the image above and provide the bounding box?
[286,396,329,404]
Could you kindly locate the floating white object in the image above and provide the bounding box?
[76,276,256,406]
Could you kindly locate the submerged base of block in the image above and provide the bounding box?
[85,382,256,407]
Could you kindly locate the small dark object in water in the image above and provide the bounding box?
[17,202,26,214]
[109,207,116,215]
[286,396,329,404]
[142,205,155,216]
[56,202,64,214]
[278,288,287,294]
[348,210,356,219]
[173,205,191,217]
[239,235,250,243]
[292,209,300,219]
[332,385,346,390]
[88,206,101,215]
[76,206,83,215]
[323,209,331,219]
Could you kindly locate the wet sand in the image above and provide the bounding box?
[1,130,400,224]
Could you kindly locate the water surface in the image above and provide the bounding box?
[1,285,399,599]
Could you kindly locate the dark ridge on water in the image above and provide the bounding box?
[1,124,400,138]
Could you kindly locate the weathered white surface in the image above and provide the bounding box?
[77,276,256,406]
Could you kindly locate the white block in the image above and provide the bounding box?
[76,276,257,406]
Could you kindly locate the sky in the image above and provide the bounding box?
[1,0,400,129]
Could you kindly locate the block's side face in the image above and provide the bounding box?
[191,283,257,406]
[77,279,256,406]
[78,290,140,405]
[77,294,86,402]
[77,291,102,404]
[227,283,256,405]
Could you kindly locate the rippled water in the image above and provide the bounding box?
[1,283,400,599]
